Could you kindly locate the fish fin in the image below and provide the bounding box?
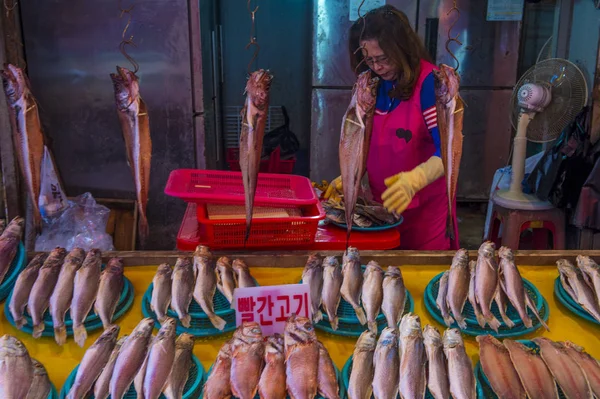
[32,323,45,339]
[368,321,378,334]
[180,314,191,328]
[330,316,339,331]
[456,316,468,330]
[494,289,515,328]
[354,306,367,325]
[525,291,549,331]
[74,324,88,347]
[15,317,26,330]
[208,313,227,331]
[484,315,501,333]
[313,309,323,324]
[442,314,455,327]
[54,326,67,346]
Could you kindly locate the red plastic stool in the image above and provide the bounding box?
[487,203,566,250]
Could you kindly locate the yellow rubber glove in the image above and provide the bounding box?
[323,176,343,203]
[381,156,445,214]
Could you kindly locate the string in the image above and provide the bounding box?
[245,0,260,74]
[3,0,26,69]
[445,0,462,71]
[353,0,368,73]
[118,0,139,74]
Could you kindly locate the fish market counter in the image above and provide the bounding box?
[1,250,600,394]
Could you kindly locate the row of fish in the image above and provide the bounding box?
[203,315,339,399]
[479,335,600,399]
[557,255,600,323]
[302,248,407,333]
[436,242,549,333]
[66,317,195,399]
[8,247,124,347]
[322,199,399,228]
[0,335,52,399]
[348,313,475,399]
[150,245,257,331]
[0,216,24,285]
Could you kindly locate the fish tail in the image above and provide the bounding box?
[354,306,367,325]
[456,316,468,330]
[32,322,45,339]
[330,316,339,331]
[475,313,487,328]
[313,309,323,324]
[368,321,378,333]
[74,324,88,347]
[208,313,227,331]
[442,314,455,327]
[54,325,67,346]
[15,316,26,330]
[484,315,501,333]
[180,313,191,328]
[138,215,150,247]
[525,293,549,331]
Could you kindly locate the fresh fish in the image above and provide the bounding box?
[193,246,226,331]
[399,313,427,399]
[231,322,265,399]
[28,247,66,338]
[96,257,125,329]
[144,318,177,399]
[467,261,485,328]
[353,214,373,228]
[150,263,172,323]
[476,335,525,399]
[436,270,454,327]
[423,325,449,399]
[49,248,85,345]
[322,256,343,331]
[362,261,384,333]
[340,247,367,325]
[284,315,319,399]
[347,330,376,399]
[317,341,339,399]
[324,205,345,224]
[2,63,45,231]
[9,253,47,330]
[110,318,154,399]
[355,203,396,226]
[533,337,593,399]
[164,333,195,399]
[576,255,600,303]
[302,254,324,323]
[110,66,152,245]
[0,335,34,399]
[71,248,102,347]
[94,335,128,399]
[558,259,600,323]
[258,334,286,399]
[564,341,600,398]
[381,266,406,328]
[494,282,515,328]
[26,359,51,399]
[339,70,378,242]
[232,259,257,288]
[133,334,153,399]
[443,328,475,399]
[66,325,120,399]
[504,339,558,399]
[372,327,399,399]
[474,242,501,332]
[171,257,195,328]
[203,340,233,399]
[446,249,470,329]
[240,69,273,242]
[216,256,236,304]
[0,217,24,284]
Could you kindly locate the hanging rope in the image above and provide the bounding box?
[245,0,260,74]
[445,0,462,71]
[3,0,26,69]
[353,0,368,73]
[118,0,139,74]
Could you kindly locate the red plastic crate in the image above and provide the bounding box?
[226,147,296,174]
[165,169,318,205]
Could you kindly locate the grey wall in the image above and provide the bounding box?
[19,0,195,249]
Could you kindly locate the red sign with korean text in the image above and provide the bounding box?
[233,284,312,336]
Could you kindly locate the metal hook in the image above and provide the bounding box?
[353,0,368,74]
[246,41,260,75]
[445,0,462,71]
[3,0,26,69]
[117,0,139,74]
[245,0,260,74]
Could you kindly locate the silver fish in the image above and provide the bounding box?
[447,249,469,329]
[110,318,155,399]
[382,266,406,328]
[504,339,558,399]
[71,248,102,347]
[49,248,85,345]
[95,257,125,329]
[443,329,475,399]
[284,315,319,399]
[66,325,120,399]
[216,256,236,304]
[0,334,34,399]
[576,255,600,304]
[9,253,47,330]
[203,341,233,399]
[231,322,265,399]
[436,270,454,327]
[134,336,153,399]
[0,216,24,284]
[144,318,177,399]
[94,335,128,399]
[533,338,593,399]
[347,330,376,399]
[494,282,515,328]
[193,246,226,331]
[474,242,501,332]
[302,254,324,324]
[258,334,286,399]
[150,263,172,323]
[362,261,384,334]
[317,341,339,399]
[28,247,66,338]
[372,327,399,399]
[476,335,525,399]
[171,257,195,328]
[423,325,449,399]
[164,333,195,399]
[558,259,600,323]
[322,256,343,331]
[26,359,51,399]
[232,259,257,288]
[399,313,427,399]
[563,341,600,398]
[467,261,485,328]
[340,247,367,325]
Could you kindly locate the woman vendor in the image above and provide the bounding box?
[324,5,459,250]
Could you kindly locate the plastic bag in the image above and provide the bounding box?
[35,192,115,252]
[38,146,68,221]
[262,106,300,160]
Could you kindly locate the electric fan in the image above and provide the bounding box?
[494,58,589,210]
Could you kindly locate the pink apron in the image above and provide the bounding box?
[367,60,458,250]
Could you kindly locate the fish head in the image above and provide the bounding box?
[498,246,514,261]
[234,322,263,343]
[7,216,25,231]
[216,256,232,271]
[66,248,86,264]
[156,263,172,275]
[1,64,27,105]
[343,247,360,264]
[107,257,125,274]
[442,328,464,349]
[266,334,284,354]
[245,69,273,111]
[400,313,422,337]
[284,315,316,344]
[86,248,102,260]
[232,259,249,274]
[557,259,577,276]
[576,255,599,273]
[174,257,193,271]
[30,358,47,375]
[175,333,196,350]
[110,66,139,111]
[355,71,378,115]
[304,254,322,270]
[157,318,178,338]
[322,256,340,270]
[0,335,29,357]
[439,64,460,94]
[378,327,399,345]
[384,266,402,278]
[195,245,212,257]
[433,65,460,104]
[132,318,155,337]
[423,325,442,346]
[47,247,67,265]
[365,261,384,275]
[478,242,496,258]
[355,330,377,350]
[451,248,469,268]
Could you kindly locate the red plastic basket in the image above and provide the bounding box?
[226,147,296,174]
[165,169,318,205]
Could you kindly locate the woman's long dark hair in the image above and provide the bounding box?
[349,5,433,101]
